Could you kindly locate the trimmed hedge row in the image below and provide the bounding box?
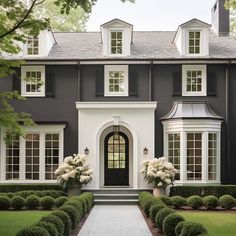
[0,190,65,199]
[0,195,69,210]
[0,184,61,193]
[170,185,236,198]
[16,192,94,236]
[139,191,208,236]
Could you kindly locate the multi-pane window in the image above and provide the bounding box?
[45,134,60,180]
[187,133,202,181]
[208,133,217,180]
[25,134,40,180]
[107,134,126,169]
[105,65,128,96]
[27,36,39,55]
[189,31,200,54]
[109,71,124,93]
[5,135,20,180]
[168,133,180,180]
[186,70,202,92]
[182,65,206,96]
[111,31,123,54]
[21,66,45,97]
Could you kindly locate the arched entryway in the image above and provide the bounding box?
[100,125,133,187]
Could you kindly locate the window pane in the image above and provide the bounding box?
[208,133,217,180]
[27,36,39,55]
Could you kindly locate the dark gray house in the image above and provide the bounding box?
[0,0,236,189]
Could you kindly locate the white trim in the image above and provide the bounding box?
[21,65,45,97]
[0,125,65,183]
[162,119,222,184]
[104,65,129,96]
[76,102,157,109]
[182,64,207,96]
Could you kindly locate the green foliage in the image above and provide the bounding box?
[219,194,235,209]
[11,196,25,210]
[175,221,186,236]
[155,207,175,232]
[149,203,166,222]
[63,200,83,219]
[0,196,11,210]
[59,205,80,229]
[163,213,185,236]
[170,196,186,209]
[40,214,64,236]
[158,195,171,206]
[36,221,59,236]
[181,221,208,236]
[15,225,50,236]
[52,210,71,236]
[170,185,236,198]
[26,195,40,209]
[40,196,55,210]
[55,196,68,208]
[187,195,203,209]
[0,184,62,192]
[202,195,219,209]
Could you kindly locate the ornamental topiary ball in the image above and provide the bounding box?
[55,196,68,208]
[64,200,83,219]
[15,226,50,236]
[149,203,166,222]
[25,195,40,209]
[0,196,11,210]
[163,213,185,236]
[186,195,203,209]
[158,196,172,206]
[175,221,186,236]
[219,195,235,209]
[203,195,219,209]
[170,196,186,209]
[40,196,55,210]
[155,207,175,232]
[59,205,80,229]
[36,221,59,236]
[11,196,25,210]
[181,221,208,236]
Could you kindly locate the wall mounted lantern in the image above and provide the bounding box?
[143,147,148,155]
[84,147,89,155]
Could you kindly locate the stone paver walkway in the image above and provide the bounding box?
[78,205,152,236]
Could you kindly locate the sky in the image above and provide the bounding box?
[86,0,217,31]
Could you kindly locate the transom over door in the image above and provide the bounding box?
[104,131,129,186]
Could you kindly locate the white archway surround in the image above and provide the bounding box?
[76,102,157,189]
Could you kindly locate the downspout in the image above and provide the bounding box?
[77,61,81,101]
[225,60,231,183]
[149,61,153,101]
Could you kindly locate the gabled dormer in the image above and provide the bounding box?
[100,19,133,56]
[173,18,211,56]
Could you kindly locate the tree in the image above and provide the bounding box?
[0,0,135,138]
[225,0,236,37]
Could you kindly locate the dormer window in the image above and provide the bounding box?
[111,31,123,54]
[189,31,200,54]
[27,36,39,55]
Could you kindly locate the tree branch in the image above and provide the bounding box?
[0,0,37,39]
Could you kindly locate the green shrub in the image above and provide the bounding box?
[181,221,208,236]
[82,192,94,209]
[16,190,32,198]
[16,225,50,236]
[203,195,219,209]
[219,195,235,209]
[40,214,64,236]
[163,213,185,236]
[6,192,14,198]
[59,205,80,229]
[155,207,175,232]
[149,203,166,222]
[26,195,40,209]
[138,191,152,208]
[52,210,72,236]
[170,196,186,209]
[0,196,11,210]
[40,196,55,210]
[36,221,59,236]
[158,196,171,206]
[175,221,186,236]
[186,195,203,209]
[64,200,83,219]
[11,196,25,210]
[55,196,68,208]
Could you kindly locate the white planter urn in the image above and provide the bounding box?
[153,187,166,197]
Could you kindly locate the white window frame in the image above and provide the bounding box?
[0,125,65,183]
[188,30,201,55]
[104,65,129,96]
[182,65,207,96]
[163,119,221,184]
[21,66,45,97]
[108,29,124,56]
[27,36,39,56]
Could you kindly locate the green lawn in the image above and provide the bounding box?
[0,211,51,236]
[178,211,236,236]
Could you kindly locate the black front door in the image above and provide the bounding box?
[104,131,129,186]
